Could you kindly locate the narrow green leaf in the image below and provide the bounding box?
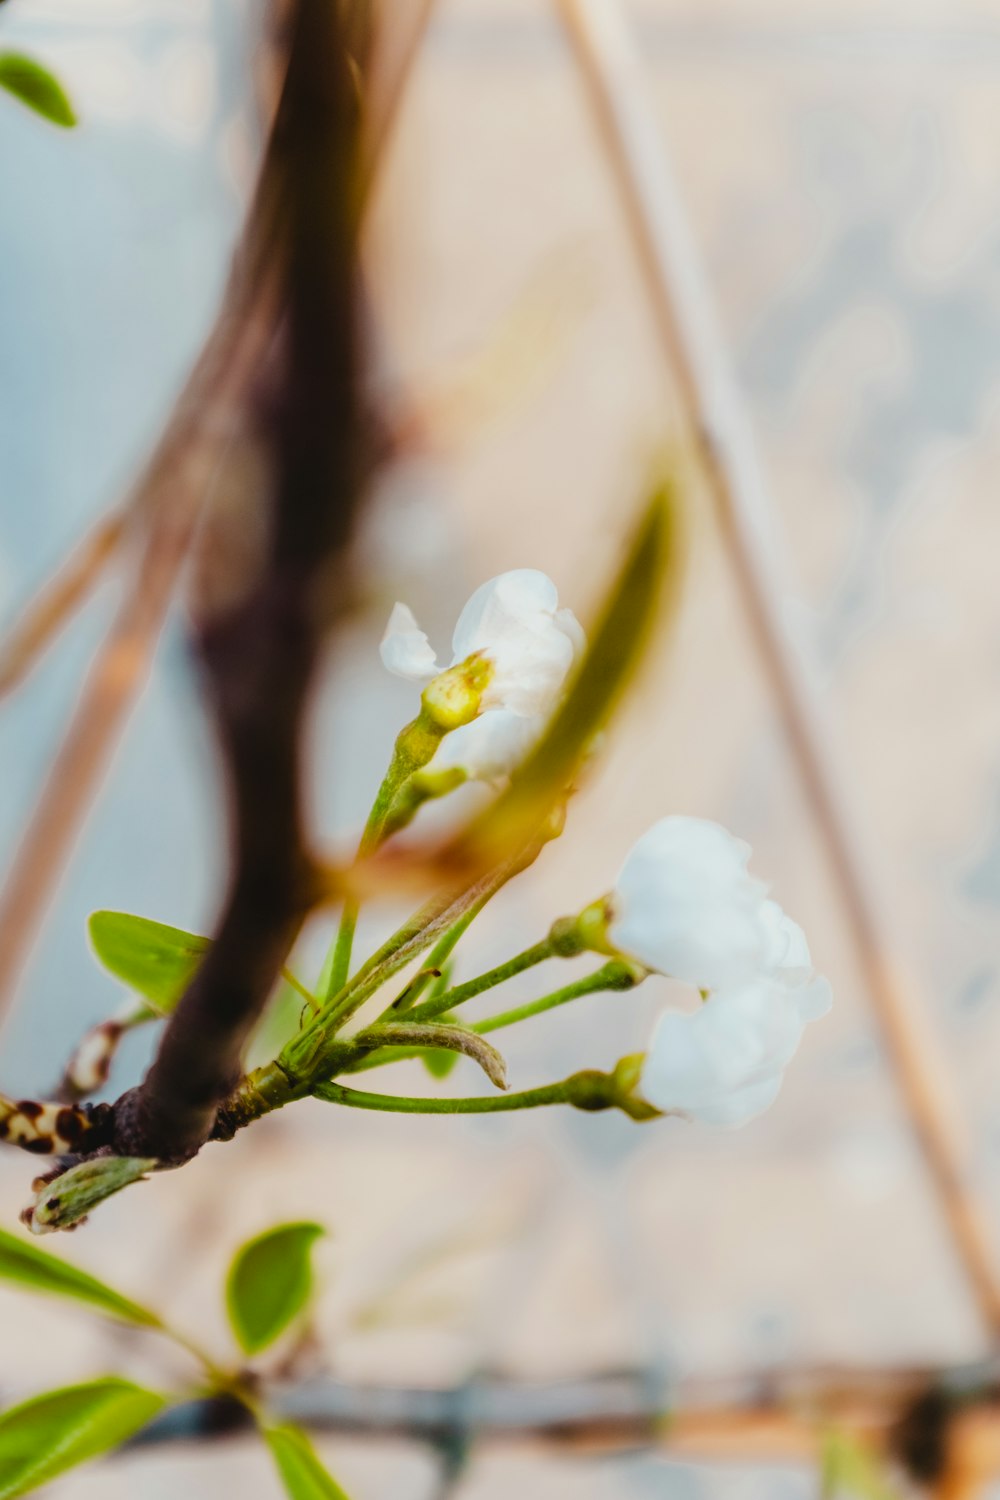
[88,911,210,1012]
[226,1222,325,1356]
[0,53,76,128]
[0,1378,165,1499]
[0,1224,161,1327]
[450,474,683,874]
[264,1424,350,1500]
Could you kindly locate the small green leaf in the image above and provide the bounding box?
[0,1224,161,1327]
[88,911,210,1011]
[264,1424,350,1500]
[226,1221,325,1356]
[820,1428,899,1499]
[0,1378,165,1499]
[422,1047,459,1079]
[0,53,76,129]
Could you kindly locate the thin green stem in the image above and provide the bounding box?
[318,709,449,1001]
[387,897,487,1015]
[315,1077,584,1114]
[281,967,318,1012]
[342,960,640,1076]
[319,773,397,1001]
[406,937,556,1025]
[472,961,633,1034]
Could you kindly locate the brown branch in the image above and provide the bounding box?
[0,203,280,1030]
[120,1359,1000,1492]
[0,0,429,1038]
[0,508,128,699]
[107,0,365,1164]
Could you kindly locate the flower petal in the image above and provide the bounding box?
[427,709,543,786]
[449,570,581,717]
[380,602,439,681]
[641,978,804,1126]
[609,816,768,988]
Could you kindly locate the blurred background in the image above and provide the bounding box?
[4,0,1000,1494]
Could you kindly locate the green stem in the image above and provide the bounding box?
[388,898,487,1015]
[318,709,449,1001]
[406,937,556,1025]
[344,961,641,1076]
[315,1076,589,1115]
[472,960,635,1034]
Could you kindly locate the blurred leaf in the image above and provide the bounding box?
[0,53,75,128]
[88,911,210,1012]
[449,473,684,875]
[821,1429,899,1499]
[0,1378,165,1499]
[422,1047,459,1079]
[226,1222,325,1356]
[0,1224,160,1327]
[264,1424,350,1499]
[26,1158,158,1235]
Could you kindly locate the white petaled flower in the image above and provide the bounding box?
[607,816,771,990]
[640,977,810,1127]
[604,815,831,1126]
[380,570,584,783]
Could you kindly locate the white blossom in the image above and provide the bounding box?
[380,570,584,782]
[607,816,770,990]
[605,815,831,1126]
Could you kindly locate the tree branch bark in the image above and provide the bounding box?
[110,0,364,1163]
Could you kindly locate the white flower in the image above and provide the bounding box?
[640,977,808,1127]
[380,570,584,782]
[604,814,831,1126]
[607,816,771,990]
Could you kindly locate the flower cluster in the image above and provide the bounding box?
[380,572,831,1129]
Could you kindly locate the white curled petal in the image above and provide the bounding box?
[759,899,813,980]
[641,978,804,1126]
[380,602,439,681]
[427,709,542,786]
[554,605,587,660]
[685,1073,785,1128]
[450,570,582,717]
[794,973,833,1022]
[451,569,559,661]
[609,816,768,988]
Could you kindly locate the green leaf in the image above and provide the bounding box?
[88,911,210,1012]
[452,473,683,874]
[422,1047,459,1079]
[0,53,76,128]
[820,1429,899,1499]
[226,1221,325,1356]
[264,1424,350,1500]
[0,1378,165,1499]
[0,1224,161,1327]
